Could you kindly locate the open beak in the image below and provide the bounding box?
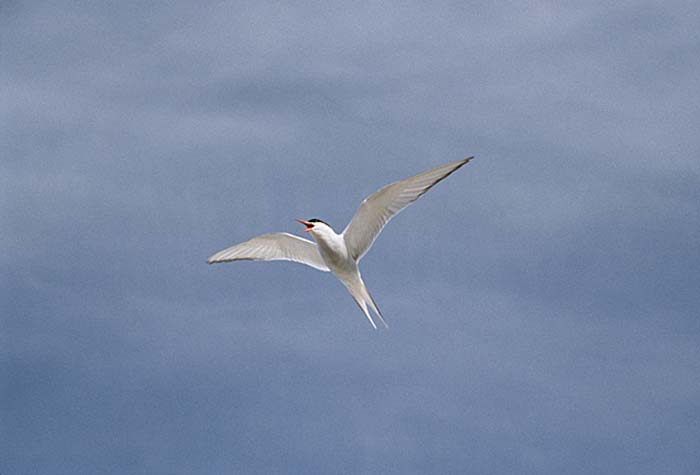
[295,218,314,233]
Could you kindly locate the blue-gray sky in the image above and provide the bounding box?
[2,1,700,473]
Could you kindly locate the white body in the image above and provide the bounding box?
[208,157,473,329]
[308,221,386,328]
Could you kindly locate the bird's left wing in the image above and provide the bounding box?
[343,157,473,261]
[207,232,330,272]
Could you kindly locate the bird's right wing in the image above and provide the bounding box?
[343,157,472,261]
[207,232,330,272]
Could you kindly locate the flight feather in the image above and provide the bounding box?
[207,232,330,272]
[342,157,472,260]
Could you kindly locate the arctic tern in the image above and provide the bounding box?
[208,157,473,329]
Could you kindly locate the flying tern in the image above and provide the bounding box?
[208,157,473,329]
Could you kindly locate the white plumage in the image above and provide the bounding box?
[208,157,473,328]
[207,233,329,272]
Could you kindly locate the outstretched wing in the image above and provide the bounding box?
[342,157,473,261]
[207,232,330,272]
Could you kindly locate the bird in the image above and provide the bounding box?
[207,157,473,329]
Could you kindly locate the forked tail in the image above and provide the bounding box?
[341,275,388,329]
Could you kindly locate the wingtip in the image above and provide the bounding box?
[452,156,474,168]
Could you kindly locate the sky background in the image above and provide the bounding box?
[2,1,700,473]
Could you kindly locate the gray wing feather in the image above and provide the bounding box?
[342,157,473,260]
[207,232,330,272]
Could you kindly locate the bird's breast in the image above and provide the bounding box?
[315,233,352,271]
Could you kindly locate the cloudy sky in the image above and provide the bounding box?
[2,1,700,473]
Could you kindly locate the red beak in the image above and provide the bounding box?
[295,218,314,233]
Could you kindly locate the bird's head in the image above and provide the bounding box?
[295,218,333,236]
